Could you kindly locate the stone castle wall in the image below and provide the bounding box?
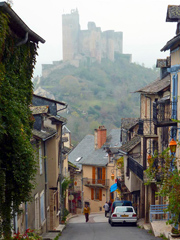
[62,9,123,64]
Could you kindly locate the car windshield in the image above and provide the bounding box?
[115,207,133,213]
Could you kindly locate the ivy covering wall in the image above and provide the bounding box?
[0,9,38,238]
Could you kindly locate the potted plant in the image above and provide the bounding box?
[171,227,180,238]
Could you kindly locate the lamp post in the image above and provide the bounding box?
[169,138,178,230]
[169,138,177,171]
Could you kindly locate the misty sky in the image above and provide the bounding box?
[11,0,180,77]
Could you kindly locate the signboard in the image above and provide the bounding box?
[68,195,74,201]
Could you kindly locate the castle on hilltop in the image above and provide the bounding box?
[62,9,131,66]
[41,9,131,77]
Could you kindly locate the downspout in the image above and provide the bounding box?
[43,141,48,231]
[16,32,29,46]
[145,95,152,152]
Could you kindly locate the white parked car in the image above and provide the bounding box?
[109,206,137,226]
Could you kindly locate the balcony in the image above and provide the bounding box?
[83,178,109,188]
[153,101,177,127]
[128,156,144,181]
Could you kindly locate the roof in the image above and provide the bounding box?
[0,2,45,43]
[121,118,139,131]
[33,94,67,107]
[119,135,141,154]
[135,74,170,94]
[105,129,121,148]
[32,127,57,141]
[156,57,170,68]
[62,125,71,134]
[48,115,67,124]
[161,33,180,52]
[68,135,95,169]
[80,148,108,167]
[30,105,49,115]
[166,5,180,22]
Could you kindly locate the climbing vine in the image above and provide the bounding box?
[145,147,180,226]
[0,8,38,239]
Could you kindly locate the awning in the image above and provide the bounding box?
[110,183,117,193]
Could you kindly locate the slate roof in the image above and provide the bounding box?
[0,2,45,44]
[48,115,67,124]
[156,57,170,68]
[32,127,57,141]
[68,135,95,169]
[30,105,49,115]
[119,135,141,154]
[121,118,139,131]
[105,129,121,147]
[161,33,180,52]
[80,148,108,166]
[135,74,170,94]
[80,128,121,166]
[166,5,180,22]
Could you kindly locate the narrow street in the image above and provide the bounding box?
[59,213,162,240]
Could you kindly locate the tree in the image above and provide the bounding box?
[0,10,38,238]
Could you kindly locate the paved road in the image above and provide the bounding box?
[59,213,162,240]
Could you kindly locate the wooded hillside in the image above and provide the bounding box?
[34,55,159,144]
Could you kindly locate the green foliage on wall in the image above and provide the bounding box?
[0,10,38,238]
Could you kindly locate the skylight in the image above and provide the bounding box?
[76,157,82,162]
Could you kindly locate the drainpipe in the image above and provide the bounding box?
[145,95,152,152]
[16,32,28,46]
[43,141,48,231]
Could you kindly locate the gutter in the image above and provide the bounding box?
[0,2,45,43]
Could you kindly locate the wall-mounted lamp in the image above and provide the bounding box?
[169,138,177,154]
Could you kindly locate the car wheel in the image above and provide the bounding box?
[111,221,114,226]
[133,222,137,226]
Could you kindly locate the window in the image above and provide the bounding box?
[39,143,43,175]
[97,168,102,180]
[40,191,45,224]
[95,189,100,200]
[91,188,102,201]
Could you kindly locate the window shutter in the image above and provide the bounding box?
[99,189,102,201]
[91,188,94,200]
[92,167,95,184]
[102,168,105,185]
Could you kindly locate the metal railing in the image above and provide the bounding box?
[83,178,109,187]
[128,156,144,181]
[153,101,177,126]
[150,204,169,222]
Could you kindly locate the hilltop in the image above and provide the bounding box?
[34,54,158,144]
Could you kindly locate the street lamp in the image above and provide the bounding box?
[169,138,177,154]
[111,170,115,180]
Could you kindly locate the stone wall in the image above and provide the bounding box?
[62,9,123,64]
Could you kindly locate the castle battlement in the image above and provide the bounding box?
[62,10,124,64]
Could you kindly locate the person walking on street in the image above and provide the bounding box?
[83,203,90,222]
[108,200,112,210]
[104,202,109,217]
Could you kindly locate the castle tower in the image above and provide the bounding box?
[62,9,80,61]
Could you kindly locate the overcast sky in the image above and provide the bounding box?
[11,0,180,76]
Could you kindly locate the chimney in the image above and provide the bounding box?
[156,57,170,79]
[94,126,107,149]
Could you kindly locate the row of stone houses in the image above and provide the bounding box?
[107,4,180,223]
[14,94,68,234]
[64,5,180,224]
[0,2,71,236]
[66,126,122,213]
